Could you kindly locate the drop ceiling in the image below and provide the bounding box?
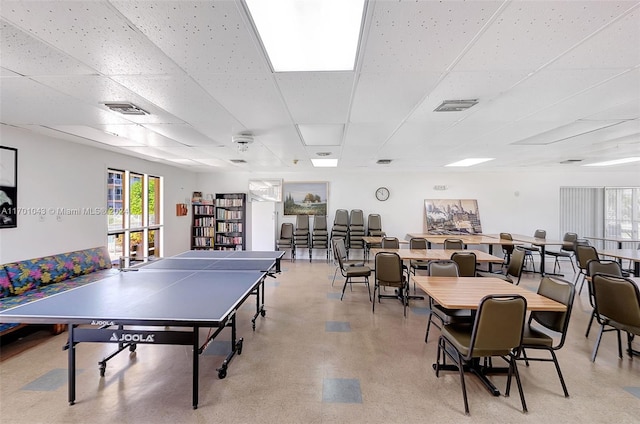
[1,0,639,172]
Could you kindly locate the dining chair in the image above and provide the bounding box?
[522,229,546,273]
[276,222,295,262]
[590,274,640,362]
[331,238,364,286]
[584,259,624,338]
[381,236,400,248]
[334,238,371,301]
[574,244,599,294]
[435,294,528,415]
[372,252,408,317]
[293,214,310,259]
[477,246,525,285]
[451,251,477,277]
[424,260,472,343]
[311,215,329,262]
[546,232,578,273]
[519,276,575,397]
[444,238,464,250]
[500,232,515,268]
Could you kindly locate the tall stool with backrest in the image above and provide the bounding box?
[424,260,472,343]
[477,246,526,285]
[519,276,575,397]
[373,252,408,317]
[547,232,578,273]
[590,274,640,362]
[584,259,624,338]
[436,295,528,415]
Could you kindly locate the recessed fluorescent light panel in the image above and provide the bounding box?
[445,158,494,167]
[311,158,338,167]
[583,157,640,167]
[245,0,365,72]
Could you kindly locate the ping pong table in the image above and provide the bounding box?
[0,250,284,409]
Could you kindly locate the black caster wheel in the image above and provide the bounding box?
[218,368,227,379]
[129,344,137,352]
[99,366,106,377]
[260,310,266,317]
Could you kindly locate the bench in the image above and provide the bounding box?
[0,247,119,336]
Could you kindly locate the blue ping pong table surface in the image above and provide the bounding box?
[0,250,285,409]
[0,250,284,326]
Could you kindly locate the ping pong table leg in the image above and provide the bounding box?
[68,325,76,405]
[193,326,199,409]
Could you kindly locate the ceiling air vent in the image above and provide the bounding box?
[434,99,478,112]
[103,102,149,115]
[376,159,392,164]
[560,159,583,164]
[230,159,247,164]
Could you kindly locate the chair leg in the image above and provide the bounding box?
[511,355,528,413]
[585,310,596,338]
[366,277,371,302]
[372,284,377,313]
[549,350,569,397]
[435,336,443,377]
[340,277,349,301]
[331,266,339,286]
[425,312,433,343]
[591,324,605,362]
[616,329,623,359]
[457,352,470,415]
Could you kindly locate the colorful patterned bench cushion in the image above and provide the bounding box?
[4,255,67,295]
[56,247,111,277]
[3,247,112,296]
[0,267,10,299]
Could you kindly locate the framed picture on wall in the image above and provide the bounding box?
[424,199,482,234]
[0,146,18,228]
[283,182,328,216]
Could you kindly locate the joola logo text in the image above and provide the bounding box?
[91,320,115,326]
[110,333,155,343]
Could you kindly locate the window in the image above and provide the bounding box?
[107,169,162,264]
[605,187,640,241]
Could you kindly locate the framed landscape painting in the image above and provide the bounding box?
[283,182,328,216]
[424,199,482,234]
[0,146,18,228]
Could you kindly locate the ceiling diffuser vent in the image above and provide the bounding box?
[560,159,583,164]
[434,99,478,112]
[230,159,247,164]
[103,102,149,115]
[376,159,392,164]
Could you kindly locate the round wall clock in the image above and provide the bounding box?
[375,187,390,201]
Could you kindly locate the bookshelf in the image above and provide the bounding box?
[214,193,246,250]
[191,204,215,249]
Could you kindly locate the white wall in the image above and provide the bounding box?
[197,168,636,254]
[0,126,197,263]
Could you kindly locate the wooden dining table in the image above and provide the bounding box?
[598,249,640,277]
[369,248,505,265]
[412,275,566,396]
[406,233,523,255]
[508,234,566,277]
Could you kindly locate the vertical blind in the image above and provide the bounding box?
[560,186,640,250]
